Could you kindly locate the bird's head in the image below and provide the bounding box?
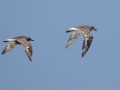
[90,26,97,31]
[26,36,34,41]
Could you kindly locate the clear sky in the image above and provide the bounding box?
[0,0,120,90]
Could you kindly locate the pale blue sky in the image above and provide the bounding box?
[0,0,120,90]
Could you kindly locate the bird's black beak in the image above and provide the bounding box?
[31,39,34,41]
[94,28,97,31]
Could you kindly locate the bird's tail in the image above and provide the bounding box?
[2,39,14,42]
[3,40,9,42]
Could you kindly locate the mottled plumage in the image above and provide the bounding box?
[2,36,34,61]
[66,25,97,58]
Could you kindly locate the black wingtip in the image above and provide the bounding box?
[29,59,32,62]
[65,46,68,49]
[81,55,84,58]
[1,50,5,54]
[81,53,85,58]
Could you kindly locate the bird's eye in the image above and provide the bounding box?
[28,38,31,40]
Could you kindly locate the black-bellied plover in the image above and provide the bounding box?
[2,36,34,61]
[66,26,97,58]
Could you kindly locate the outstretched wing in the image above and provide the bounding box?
[17,39,33,61]
[2,41,16,54]
[81,31,93,57]
[66,30,80,48]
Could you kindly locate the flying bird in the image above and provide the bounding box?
[1,36,34,61]
[66,25,97,58]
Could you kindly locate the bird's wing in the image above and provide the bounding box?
[17,39,33,61]
[2,41,16,54]
[81,31,93,57]
[66,30,80,48]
